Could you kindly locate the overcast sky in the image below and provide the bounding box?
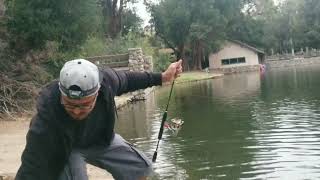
[133,0,150,27]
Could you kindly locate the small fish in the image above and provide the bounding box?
[164,118,184,136]
[169,118,184,130]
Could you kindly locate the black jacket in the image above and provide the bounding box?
[15,67,162,180]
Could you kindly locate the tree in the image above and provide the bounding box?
[188,0,226,70]
[99,0,138,38]
[150,0,320,63]
[150,0,230,70]
[226,0,274,50]
[150,0,192,69]
[6,0,101,51]
[301,0,320,49]
[121,9,143,35]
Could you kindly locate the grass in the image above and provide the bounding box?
[174,71,223,84]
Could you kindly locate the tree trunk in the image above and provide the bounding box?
[177,44,189,71]
[102,0,123,38]
[192,40,204,70]
[108,15,119,38]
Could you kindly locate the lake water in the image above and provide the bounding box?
[116,65,320,180]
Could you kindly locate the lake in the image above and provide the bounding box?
[116,65,320,180]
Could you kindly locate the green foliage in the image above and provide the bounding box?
[43,47,79,79]
[301,0,320,49]
[79,32,168,72]
[121,9,143,35]
[188,0,227,50]
[0,54,14,73]
[228,15,265,49]
[236,0,320,53]
[104,32,154,55]
[148,35,164,48]
[153,52,173,72]
[103,33,145,54]
[150,0,320,57]
[6,0,102,51]
[79,36,108,57]
[79,32,154,56]
[150,0,232,69]
[100,0,139,38]
[151,0,192,49]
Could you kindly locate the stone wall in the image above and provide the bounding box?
[87,53,129,70]
[127,48,154,100]
[88,48,152,72]
[266,47,320,61]
[266,57,320,68]
[213,65,260,74]
[88,48,154,102]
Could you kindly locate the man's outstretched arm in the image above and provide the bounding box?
[103,60,183,96]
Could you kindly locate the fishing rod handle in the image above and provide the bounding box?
[158,111,167,140]
[152,151,158,162]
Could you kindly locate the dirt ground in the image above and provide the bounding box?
[0,117,114,179]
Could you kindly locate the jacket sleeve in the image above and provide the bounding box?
[15,88,62,180]
[101,68,163,96]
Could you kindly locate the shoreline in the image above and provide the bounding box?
[162,71,224,85]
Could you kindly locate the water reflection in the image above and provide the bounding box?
[116,66,320,179]
[210,72,261,101]
[248,99,320,179]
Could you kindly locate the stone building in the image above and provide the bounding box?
[209,40,265,73]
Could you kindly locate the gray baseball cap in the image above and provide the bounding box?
[59,59,101,99]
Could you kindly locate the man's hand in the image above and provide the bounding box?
[161,59,183,83]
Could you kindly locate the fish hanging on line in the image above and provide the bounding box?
[164,118,184,136]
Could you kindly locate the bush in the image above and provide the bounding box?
[43,49,80,79]
[79,33,171,72]
[105,33,145,54]
[6,0,102,51]
[79,36,108,57]
[153,52,174,72]
[79,32,156,56]
[25,32,167,80]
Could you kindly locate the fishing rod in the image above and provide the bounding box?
[152,78,175,162]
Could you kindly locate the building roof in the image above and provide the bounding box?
[229,40,265,54]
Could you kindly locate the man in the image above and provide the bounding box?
[16,59,183,180]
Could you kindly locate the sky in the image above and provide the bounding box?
[133,0,151,27]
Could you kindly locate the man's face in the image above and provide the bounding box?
[61,93,97,120]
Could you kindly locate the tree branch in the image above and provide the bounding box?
[156,32,178,55]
